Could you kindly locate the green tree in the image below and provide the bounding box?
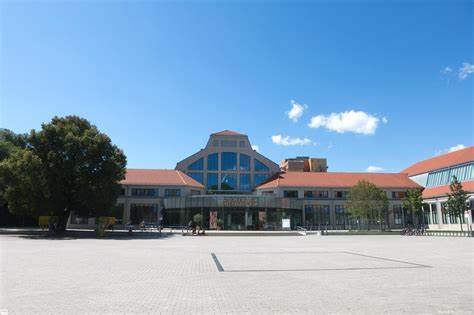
[347,180,389,230]
[445,176,469,232]
[0,116,127,232]
[402,189,425,227]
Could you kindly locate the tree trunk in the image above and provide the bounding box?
[55,212,70,235]
[459,213,463,232]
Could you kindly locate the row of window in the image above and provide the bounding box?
[426,163,474,187]
[122,188,182,197]
[188,172,270,190]
[281,190,407,199]
[188,153,270,172]
[212,140,247,148]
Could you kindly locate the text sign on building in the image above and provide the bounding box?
[222,197,259,207]
[282,218,291,229]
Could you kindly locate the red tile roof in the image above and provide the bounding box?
[121,169,204,188]
[256,172,421,189]
[422,180,474,199]
[401,146,474,176]
[211,130,245,136]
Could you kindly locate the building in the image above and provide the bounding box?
[67,130,473,231]
[401,146,474,231]
[175,130,280,192]
[280,156,328,172]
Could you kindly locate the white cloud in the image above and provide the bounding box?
[308,110,382,135]
[382,117,388,124]
[286,100,307,122]
[435,144,466,156]
[251,145,260,152]
[458,62,473,80]
[447,144,466,153]
[366,166,385,173]
[271,134,312,146]
[441,66,453,74]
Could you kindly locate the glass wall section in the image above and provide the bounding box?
[221,173,237,190]
[431,204,438,224]
[393,205,403,225]
[188,172,204,184]
[188,158,204,171]
[131,188,158,197]
[239,174,251,191]
[254,173,269,187]
[207,173,218,190]
[239,154,250,171]
[426,163,474,187]
[335,205,346,226]
[304,205,330,227]
[130,204,159,225]
[221,152,237,171]
[207,153,218,171]
[254,159,269,171]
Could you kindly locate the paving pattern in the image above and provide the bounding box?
[1,234,473,314]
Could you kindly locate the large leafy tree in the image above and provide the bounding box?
[0,116,127,232]
[445,176,469,232]
[402,189,425,227]
[347,180,389,230]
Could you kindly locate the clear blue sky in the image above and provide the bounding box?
[1,1,472,172]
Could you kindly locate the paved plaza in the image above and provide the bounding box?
[1,234,473,314]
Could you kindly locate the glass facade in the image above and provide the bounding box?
[239,154,250,171]
[130,204,159,225]
[207,153,218,171]
[426,163,474,187]
[188,172,204,184]
[188,158,204,171]
[207,173,218,190]
[255,159,269,171]
[254,173,269,187]
[304,205,330,227]
[221,152,237,171]
[165,189,181,197]
[221,173,237,190]
[335,205,346,226]
[239,173,251,191]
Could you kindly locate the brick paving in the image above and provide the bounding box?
[1,234,473,314]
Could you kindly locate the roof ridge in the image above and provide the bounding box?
[175,170,187,185]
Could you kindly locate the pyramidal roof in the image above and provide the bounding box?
[211,130,245,136]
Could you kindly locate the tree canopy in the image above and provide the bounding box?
[347,180,389,229]
[445,176,469,231]
[0,116,127,230]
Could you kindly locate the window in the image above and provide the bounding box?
[262,190,274,195]
[212,140,219,147]
[131,188,158,197]
[188,158,203,171]
[254,159,269,171]
[119,188,126,196]
[207,173,218,190]
[221,140,237,147]
[304,190,328,199]
[335,191,348,199]
[431,204,438,224]
[305,205,330,226]
[207,153,218,171]
[221,173,237,190]
[190,190,201,195]
[335,205,345,225]
[254,173,269,187]
[165,189,181,197]
[426,163,474,187]
[239,140,246,147]
[239,154,250,171]
[284,190,298,198]
[393,205,403,225]
[221,152,237,171]
[239,173,251,191]
[391,191,406,199]
[188,172,203,184]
